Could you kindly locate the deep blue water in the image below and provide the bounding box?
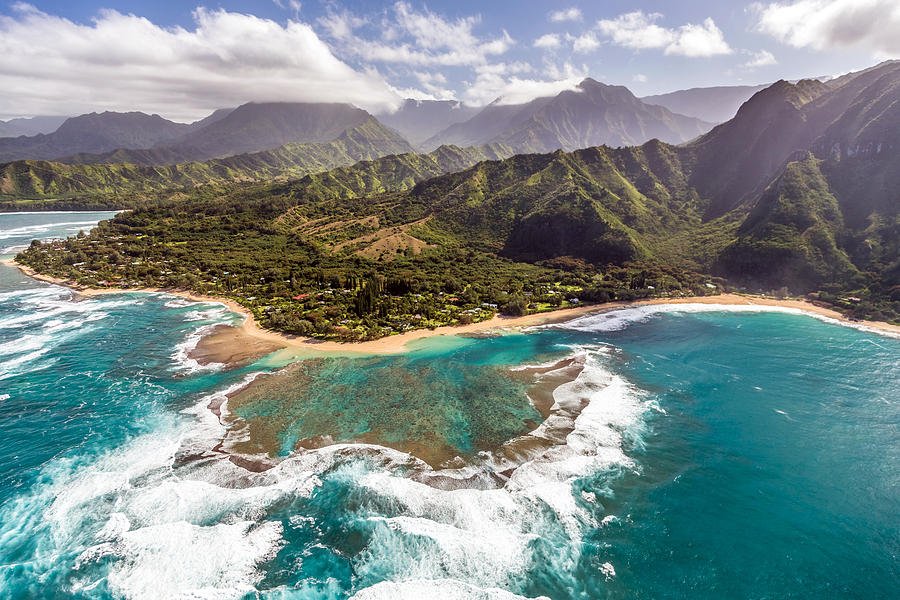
[1,212,898,599]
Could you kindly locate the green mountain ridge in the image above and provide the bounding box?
[14,60,900,333]
[61,103,394,165]
[722,60,900,302]
[0,118,422,209]
[423,78,712,153]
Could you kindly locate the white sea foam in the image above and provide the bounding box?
[598,562,616,580]
[0,288,51,301]
[505,354,650,535]
[164,297,194,309]
[183,306,230,322]
[0,333,48,356]
[171,324,225,374]
[0,220,104,240]
[0,331,63,380]
[333,346,652,592]
[0,293,136,331]
[350,579,548,600]
[168,302,240,373]
[1,332,646,598]
[0,348,54,381]
[554,302,900,339]
[357,500,534,587]
[0,379,316,600]
[78,520,284,600]
[0,285,121,380]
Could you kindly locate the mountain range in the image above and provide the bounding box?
[420,78,713,152]
[0,112,195,163]
[640,84,769,124]
[0,79,715,167]
[9,60,900,325]
[0,116,69,138]
[0,103,407,166]
[0,141,508,209]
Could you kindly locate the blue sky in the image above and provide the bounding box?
[0,0,897,120]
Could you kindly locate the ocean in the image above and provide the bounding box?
[1,212,898,599]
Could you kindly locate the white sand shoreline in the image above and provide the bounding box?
[4,256,899,362]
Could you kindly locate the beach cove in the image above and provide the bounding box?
[2,211,899,599]
[6,256,900,365]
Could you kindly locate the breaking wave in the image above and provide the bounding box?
[0,341,653,599]
[552,302,900,339]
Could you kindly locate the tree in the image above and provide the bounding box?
[501,294,528,316]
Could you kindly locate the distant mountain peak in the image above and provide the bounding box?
[641,83,771,124]
[0,102,414,165]
[736,78,828,116]
[424,78,711,153]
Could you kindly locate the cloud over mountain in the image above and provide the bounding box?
[319,1,513,68]
[0,3,400,120]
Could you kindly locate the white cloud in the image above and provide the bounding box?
[409,70,457,100]
[416,71,447,85]
[321,1,514,67]
[664,18,731,57]
[318,2,584,108]
[633,73,648,83]
[744,49,777,67]
[550,8,582,23]
[543,60,588,81]
[595,11,731,57]
[388,84,454,102]
[0,4,400,120]
[572,32,601,53]
[597,11,674,49]
[464,61,585,105]
[271,0,301,18]
[317,8,365,41]
[315,2,574,107]
[753,0,900,57]
[534,33,561,49]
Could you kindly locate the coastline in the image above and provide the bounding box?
[5,257,900,361]
[8,253,900,472]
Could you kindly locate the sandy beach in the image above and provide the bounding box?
[5,256,900,365]
[8,253,900,472]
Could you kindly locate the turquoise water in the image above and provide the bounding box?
[1,213,898,599]
[0,211,120,255]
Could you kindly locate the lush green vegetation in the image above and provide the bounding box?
[0,120,502,211]
[16,148,720,340]
[17,209,715,341]
[14,62,900,331]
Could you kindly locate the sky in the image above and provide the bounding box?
[0,0,898,121]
